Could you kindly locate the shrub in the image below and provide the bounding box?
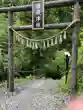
[44,50,66,79]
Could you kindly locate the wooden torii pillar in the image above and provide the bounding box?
[71,1,80,96]
[8,11,14,92]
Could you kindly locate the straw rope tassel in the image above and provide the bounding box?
[59,34,63,44]
[16,35,18,41]
[21,38,24,44]
[17,36,19,42]
[47,39,50,47]
[32,42,35,49]
[32,42,34,49]
[16,35,20,42]
[34,42,36,49]
[26,40,29,47]
[51,38,54,46]
[18,36,21,42]
[29,41,32,48]
[57,36,59,45]
[43,40,46,49]
[35,42,38,49]
[15,35,18,41]
[55,37,57,44]
[63,31,67,40]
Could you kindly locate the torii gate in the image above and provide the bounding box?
[0,0,82,96]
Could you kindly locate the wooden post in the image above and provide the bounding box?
[71,1,80,96]
[8,11,14,92]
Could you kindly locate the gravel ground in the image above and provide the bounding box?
[0,78,70,110]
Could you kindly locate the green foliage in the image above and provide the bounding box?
[77,36,83,92]
[44,50,65,79]
[56,71,71,93]
[78,73,83,93]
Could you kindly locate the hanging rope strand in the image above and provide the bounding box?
[9,19,80,42]
[7,19,80,49]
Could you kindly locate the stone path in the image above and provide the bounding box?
[0,78,69,110]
